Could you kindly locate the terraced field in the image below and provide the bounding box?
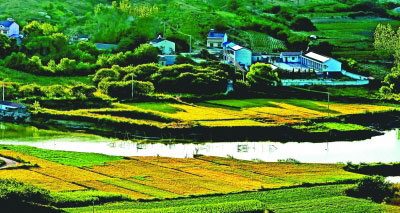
[246,31,287,53]
[0,147,363,200]
[49,98,393,128]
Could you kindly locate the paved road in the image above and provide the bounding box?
[0,156,18,169]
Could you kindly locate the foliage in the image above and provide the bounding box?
[123,63,159,82]
[290,16,317,31]
[174,55,195,65]
[100,80,155,99]
[151,64,229,94]
[93,66,121,86]
[133,44,159,65]
[70,83,96,99]
[246,63,280,88]
[19,84,46,97]
[344,162,400,176]
[50,191,127,208]
[346,176,398,203]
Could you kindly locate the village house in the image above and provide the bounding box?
[159,55,177,66]
[0,101,30,122]
[0,18,20,38]
[280,52,302,63]
[207,29,228,49]
[301,52,341,72]
[150,35,175,55]
[223,42,252,70]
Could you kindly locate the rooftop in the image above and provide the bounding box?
[0,101,26,108]
[304,52,331,63]
[208,29,226,38]
[281,52,302,56]
[0,21,13,28]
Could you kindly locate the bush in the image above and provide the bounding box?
[290,16,317,31]
[346,176,398,203]
[93,66,121,86]
[0,178,50,205]
[70,84,96,99]
[4,52,45,74]
[100,80,154,99]
[19,84,46,97]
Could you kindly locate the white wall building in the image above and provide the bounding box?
[0,18,20,38]
[280,52,302,63]
[207,29,228,49]
[150,35,176,55]
[301,52,341,72]
[223,42,252,69]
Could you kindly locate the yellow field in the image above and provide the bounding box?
[0,150,364,199]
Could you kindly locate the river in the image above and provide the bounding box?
[0,122,400,164]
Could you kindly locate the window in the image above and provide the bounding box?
[292,57,295,60]
[324,65,328,69]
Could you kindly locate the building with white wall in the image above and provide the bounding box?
[207,29,228,49]
[223,42,252,69]
[0,18,20,38]
[301,52,341,72]
[150,35,176,55]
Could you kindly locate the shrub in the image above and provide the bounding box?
[290,16,317,31]
[101,80,154,99]
[93,66,121,86]
[19,84,46,97]
[346,176,398,203]
[0,178,50,205]
[70,84,96,99]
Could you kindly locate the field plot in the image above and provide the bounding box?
[246,31,286,53]
[39,99,396,128]
[164,99,395,127]
[0,147,362,200]
[66,184,400,213]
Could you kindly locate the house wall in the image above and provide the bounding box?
[322,59,342,72]
[235,49,252,67]
[7,23,19,36]
[153,40,175,55]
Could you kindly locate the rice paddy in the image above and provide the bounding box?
[0,148,363,199]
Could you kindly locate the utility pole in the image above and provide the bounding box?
[132,72,137,99]
[2,81,4,101]
[189,35,192,55]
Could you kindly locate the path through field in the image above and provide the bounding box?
[0,156,18,169]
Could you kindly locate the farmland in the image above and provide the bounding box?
[0,146,364,199]
[38,98,396,128]
[245,31,287,53]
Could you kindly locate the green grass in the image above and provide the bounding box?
[101,178,178,198]
[64,184,400,213]
[126,102,181,114]
[0,145,123,167]
[50,190,128,208]
[0,67,92,86]
[294,122,368,133]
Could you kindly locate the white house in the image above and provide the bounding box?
[280,52,302,63]
[223,42,252,69]
[207,29,227,49]
[150,35,175,55]
[0,18,20,38]
[301,52,341,72]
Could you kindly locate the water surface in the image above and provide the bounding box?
[1,122,400,163]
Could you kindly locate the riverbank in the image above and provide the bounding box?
[30,103,399,142]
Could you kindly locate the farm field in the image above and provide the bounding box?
[0,146,364,200]
[245,31,286,53]
[42,99,397,129]
[66,184,400,213]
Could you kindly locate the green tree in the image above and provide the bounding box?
[290,16,317,31]
[246,63,280,88]
[133,44,159,65]
[346,176,398,203]
[0,34,12,58]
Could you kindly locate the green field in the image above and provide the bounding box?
[0,67,91,86]
[246,31,287,53]
[0,145,123,167]
[65,184,400,212]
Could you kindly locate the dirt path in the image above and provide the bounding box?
[0,156,18,169]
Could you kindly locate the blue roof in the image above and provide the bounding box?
[0,101,26,108]
[223,41,231,46]
[208,32,226,38]
[160,55,177,65]
[0,21,13,27]
[95,43,118,50]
